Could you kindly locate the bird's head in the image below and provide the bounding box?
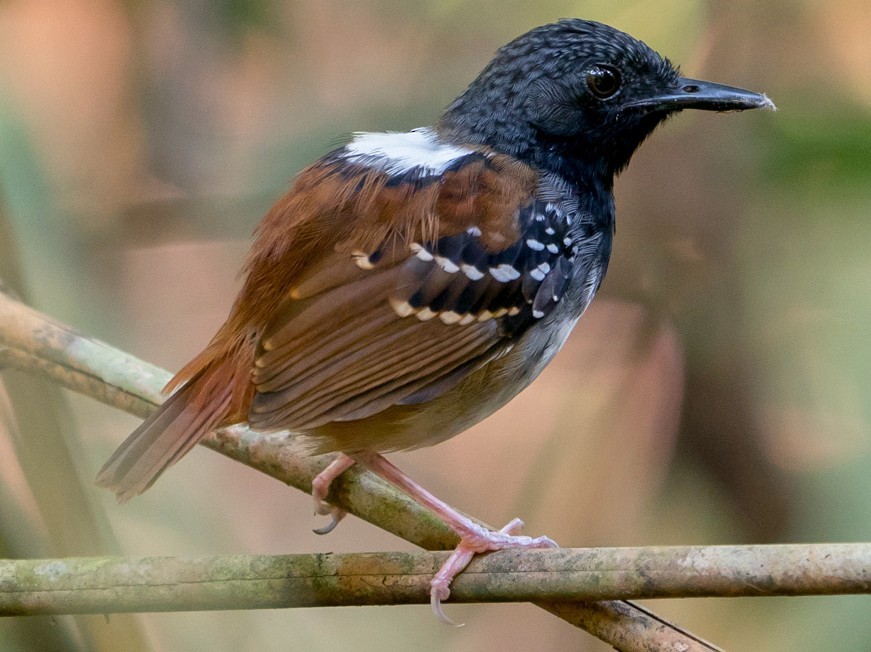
[439,19,774,183]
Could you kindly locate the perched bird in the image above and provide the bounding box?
[97,19,773,619]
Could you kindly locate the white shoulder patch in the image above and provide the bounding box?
[342,127,474,175]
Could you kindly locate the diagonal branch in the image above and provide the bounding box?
[0,290,726,651]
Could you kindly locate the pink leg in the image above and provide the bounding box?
[311,453,356,535]
[353,452,557,624]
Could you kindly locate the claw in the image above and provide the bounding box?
[312,507,346,535]
[310,454,356,536]
[431,589,464,627]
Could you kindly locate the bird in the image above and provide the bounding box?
[96,18,774,621]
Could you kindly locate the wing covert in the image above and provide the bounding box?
[247,140,580,433]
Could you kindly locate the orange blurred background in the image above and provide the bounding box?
[1,1,870,650]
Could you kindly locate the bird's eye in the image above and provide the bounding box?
[585,65,622,99]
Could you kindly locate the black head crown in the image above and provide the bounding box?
[439,19,772,182]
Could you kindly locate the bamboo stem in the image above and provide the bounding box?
[2,544,868,616]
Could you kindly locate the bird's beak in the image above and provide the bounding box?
[625,77,776,113]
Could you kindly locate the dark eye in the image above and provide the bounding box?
[585,65,622,99]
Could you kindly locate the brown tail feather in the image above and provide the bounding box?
[95,377,232,503]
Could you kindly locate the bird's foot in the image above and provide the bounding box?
[351,452,558,624]
[430,518,558,625]
[311,454,356,535]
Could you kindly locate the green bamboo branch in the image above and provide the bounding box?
[2,544,869,616]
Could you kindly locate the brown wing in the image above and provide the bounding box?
[246,151,581,434]
[246,151,529,432]
[95,144,575,500]
[249,259,506,430]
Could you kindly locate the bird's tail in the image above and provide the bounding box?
[95,364,233,503]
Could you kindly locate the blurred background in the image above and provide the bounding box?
[1,0,869,650]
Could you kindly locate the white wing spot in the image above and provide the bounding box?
[434,255,459,274]
[416,307,437,321]
[490,264,521,282]
[352,250,375,270]
[529,262,551,282]
[390,299,415,318]
[410,243,433,262]
[526,238,545,251]
[439,311,463,324]
[461,263,485,280]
